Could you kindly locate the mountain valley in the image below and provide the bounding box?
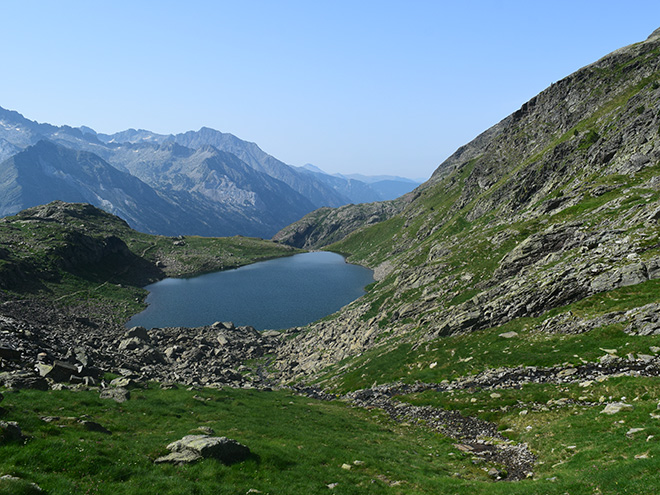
[3,27,660,495]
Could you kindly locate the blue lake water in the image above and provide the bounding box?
[126,251,374,330]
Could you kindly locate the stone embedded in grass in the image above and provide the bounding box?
[498,331,518,339]
[190,426,215,435]
[0,420,26,444]
[109,376,140,389]
[99,387,130,403]
[155,435,251,465]
[626,428,645,437]
[0,474,43,493]
[155,449,202,464]
[600,402,634,415]
[80,420,112,435]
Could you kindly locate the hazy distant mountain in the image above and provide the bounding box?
[337,172,420,184]
[0,140,312,237]
[107,141,315,229]
[95,126,351,208]
[0,105,420,236]
[171,127,352,208]
[299,164,422,202]
[98,128,169,145]
[295,166,381,204]
[0,138,21,163]
[0,140,190,234]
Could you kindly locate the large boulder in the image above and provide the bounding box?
[124,326,150,341]
[155,435,251,465]
[0,371,48,390]
[0,346,21,362]
[35,360,80,383]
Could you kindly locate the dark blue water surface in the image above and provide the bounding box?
[126,251,373,330]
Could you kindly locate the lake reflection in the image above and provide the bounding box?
[126,251,373,330]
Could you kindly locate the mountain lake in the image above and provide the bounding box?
[126,251,374,330]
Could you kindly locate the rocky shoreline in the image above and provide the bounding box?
[0,296,292,389]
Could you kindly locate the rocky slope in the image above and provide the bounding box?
[273,27,660,382]
[0,201,299,388]
[272,197,410,249]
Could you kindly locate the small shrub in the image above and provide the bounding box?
[578,129,600,149]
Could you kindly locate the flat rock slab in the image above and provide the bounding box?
[36,361,80,383]
[601,402,634,415]
[109,377,140,389]
[155,435,251,465]
[154,450,202,465]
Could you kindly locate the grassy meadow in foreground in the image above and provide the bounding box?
[2,382,660,495]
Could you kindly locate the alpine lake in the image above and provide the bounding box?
[126,251,374,330]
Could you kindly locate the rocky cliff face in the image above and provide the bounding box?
[272,198,410,249]
[273,28,660,381]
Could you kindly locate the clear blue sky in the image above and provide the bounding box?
[2,1,660,179]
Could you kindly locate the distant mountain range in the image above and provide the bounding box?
[0,106,421,237]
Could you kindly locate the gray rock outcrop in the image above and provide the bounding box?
[155,435,251,465]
